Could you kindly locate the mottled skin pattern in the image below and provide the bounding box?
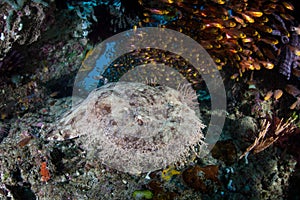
[47,82,205,174]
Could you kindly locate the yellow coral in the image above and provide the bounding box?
[161,167,181,181]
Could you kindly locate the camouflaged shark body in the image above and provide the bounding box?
[47,82,205,174]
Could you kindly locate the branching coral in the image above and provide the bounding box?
[240,117,295,159]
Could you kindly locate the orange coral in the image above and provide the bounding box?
[40,161,50,182]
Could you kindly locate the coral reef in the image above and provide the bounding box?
[0,122,10,143]
[0,0,300,199]
[0,0,54,60]
[64,0,141,41]
[182,165,219,192]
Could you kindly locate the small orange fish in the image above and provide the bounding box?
[285,84,300,97]
[230,73,239,80]
[148,8,169,15]
[259,38,278,45]
[240,60,253,69]
[233,53,241,61]
[223,29,246,39]
[242,38,253,43]
[290,98,300,110]
[223,20,236,28]
[280,13,294,21]
[259,61,274,69]
[245,10,263,17]
[205,22,224,29]
[241,49,253,56]
[240,13,255,23]
[273,89,283,100]
[231,16,246,26]
[256,16,269,23]
[265,3,277,10]
[214,0,225,4]
[256,25,273,33]
[200,41,214,49]
[264,91,273,101]
[253,62,261,70]
[282,1,294,10]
